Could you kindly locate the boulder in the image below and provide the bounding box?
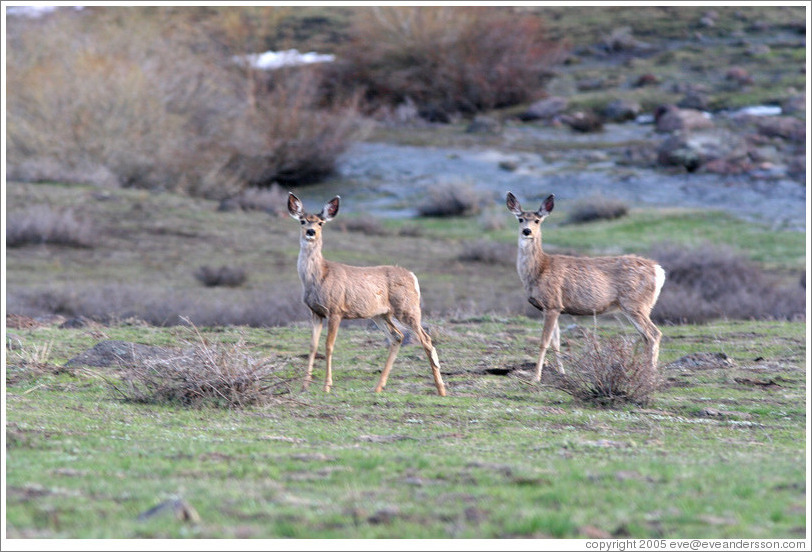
[465,115,502,134]
[657,130,748,172]
[517,97,568,121]
[560,111,604,133]
[655,105,714,133]
[754,116,806,143]
[725,67,754,86]
[781,95,806,115]
[604,99,642,122]
[677,91,710,111]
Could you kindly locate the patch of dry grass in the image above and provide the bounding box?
[6,204,96,248]
[553,333,661,407]
[651,243,805,324]
[109,321,290,408]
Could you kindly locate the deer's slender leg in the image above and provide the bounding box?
[416,327,447,397]
[324,314,342,392]
[398,315,446,397]
[303,313,323,390]
[550,319,565,374]
[372,315,403,393]
[624,309,662,374]
[535,309,561,383]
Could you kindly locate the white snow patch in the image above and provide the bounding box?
[233,49,335,71]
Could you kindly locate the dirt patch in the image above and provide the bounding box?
[64,340,172,368]
[6,313,42,329]
[664,352,736,371]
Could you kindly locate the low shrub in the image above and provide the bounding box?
[109,321,290,408]
[6,9,361,196]
[329,7,567,118]
[6,205,95,248]
[194,265,249,288]
[7,283,307,328]
[650,243,805,324]
[458,240,516,265]
[417,181,485,218]
[218,184,288,215]
[552,333,660,407]
[565,196,629,224]
[397,224,425,237]
[336,217,390,236]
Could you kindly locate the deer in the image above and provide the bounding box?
[287,192,447,396]
[505,192,666,382]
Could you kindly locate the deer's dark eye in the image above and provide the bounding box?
[318,222,323,226]
[534,219,540,224]
[300,220,306,225]
[518,218,524,223]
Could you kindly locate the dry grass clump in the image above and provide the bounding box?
[336,217,390,236]
[552,333,660,408]
[6,8,361,196]
[417,181,486,218]
[110,323,290,408]
[650,243,805,324]
[458,240,516,265]
[7,283,307,328]
[330,7,566,119]
[565,196,629,224]
[6,205,96,248]
[194,265,249,288]
[218,184,288,215]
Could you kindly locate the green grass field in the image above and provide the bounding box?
[5,5,808,542]
[5,176,808,539]
[5,317,807,539]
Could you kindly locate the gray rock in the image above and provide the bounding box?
[65,340,171,368]
[655,105,714,133]
[604,99,641,122]
[517,97,568,121]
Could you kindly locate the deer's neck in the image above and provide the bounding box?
[517,235,548,285]
[298,239,326,287]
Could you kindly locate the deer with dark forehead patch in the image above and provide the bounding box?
[287,192,446,396]
[506,192,666,382]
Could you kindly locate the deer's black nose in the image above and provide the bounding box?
[522,228,532,236]
[306,228,316,237]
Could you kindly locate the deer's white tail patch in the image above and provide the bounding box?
[653,264,666,305]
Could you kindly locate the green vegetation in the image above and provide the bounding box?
[6,319,806,538]
[5,5,807,541]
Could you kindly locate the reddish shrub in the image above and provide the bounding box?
[328,7,567,118]
[650,243,805,324]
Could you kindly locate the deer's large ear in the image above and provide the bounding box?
[321,196,340,221]
[538,194,555,217]
[506,192,523,216]
[288,192,305,220]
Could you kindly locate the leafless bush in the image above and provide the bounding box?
[329,7,567,118]
[6,9,362,196]
[336,217,390,236]
[194,265,248,288]
[110,322,290,408]
[6,205,95,248]
[553,333,661,407]
[417,181,485,218]
[7,284,307,328]
[650,243,805,324]
[228,70,365,188]
[458,240,516,265]
[397,224,425,237]
[218,184,288,215]
[566,196,629,224]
